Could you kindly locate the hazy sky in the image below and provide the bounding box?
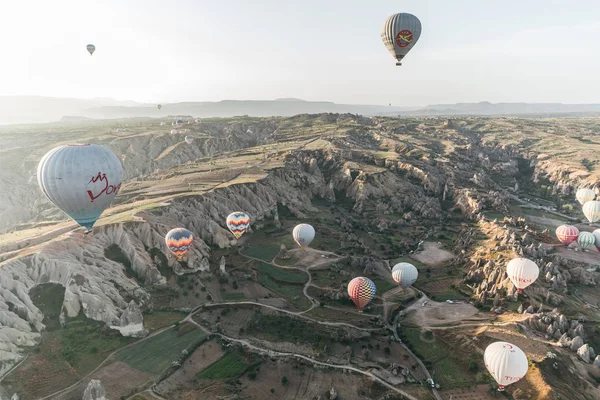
[1,0,599,106]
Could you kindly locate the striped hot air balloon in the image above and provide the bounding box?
[592,229,600,251]
[583,201,600,224]
[165,228,193,260]
[577,231,596,249]
[226,212,251,239]
[556,225,579,246]
[347,277,376,311]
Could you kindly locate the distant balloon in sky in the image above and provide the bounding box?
[165,228,193,260]
[583,200,600,223]
[484,342,528,391]
[576,187,595,205]
[185,135,193,144]
[292,223,315,249]
[86,44,95,55]
[391,262,418,288]
[506,258,539,293]
[381,13,421,66]
[37,144,122,232]
[577,231,595,249]
[157,104,162,110]
[226,212,251,239]
[348,277,376,311]
[556,225,579,246]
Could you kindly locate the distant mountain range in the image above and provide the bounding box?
[0,97,599,125]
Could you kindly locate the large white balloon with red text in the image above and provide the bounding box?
[484,342,528,390]
[506,258,539,292]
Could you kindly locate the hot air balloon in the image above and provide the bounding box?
[556,225,579,246]
[592,229,600,251]
[185,135,193,144]
[391,262,418,288]
[165,228,193,260]
[381,13,422,66]
[577,231,595,250]
[347,277,377,311]
[37,144,123,232]
[157,104,162,110]
[583,200,600,223]
[226,212,251,239]
[484,342,528,391]
[576,187,595,205]
[195,118,202,124]
[506,258,539,293]
[86,44,95,55]
[170,129,178,135]
[172,119,184,127]
[292,224,315,249]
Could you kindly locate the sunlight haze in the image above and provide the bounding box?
[1,0,599,105]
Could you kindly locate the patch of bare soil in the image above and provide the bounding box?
[554,245,600,265]
[406,301,484,328]
[411,242,455,267]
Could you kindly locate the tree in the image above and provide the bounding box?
[248,372,257,380]
[270,388,275,393]
[384,347,391,355]
[281,376,288,385]
[468,359,478,372]
[232,281,239,289]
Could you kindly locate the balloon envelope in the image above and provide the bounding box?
[577,231,595,249]
[184,135,193,144]
[583,200,600,223]
[37,144,123,231]
[556,225,579,246]
[576,188,595,205]
[226,212,251,239]
[381,13,422,65]
[347,277,377,311]
[86,44,95,55]
[157,104,162,110]
[391,263,418,288]
[484,342,528,390]
[593,229,600,250]
[293,224,315,248]
[506,258,539,292]
[165,228,193,260]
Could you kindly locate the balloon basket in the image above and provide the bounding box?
[497,385,505,392]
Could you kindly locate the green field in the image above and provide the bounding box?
[116,326,207,374]
[400,328,477,389]
[254,262,307,284]
[197,351,251,379]
[222,292,248,301]
[143,311,186,331]
[258,273,311,309]
[246,313,338,346]
[371,278,396,294]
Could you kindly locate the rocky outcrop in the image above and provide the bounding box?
[82,379,107,400]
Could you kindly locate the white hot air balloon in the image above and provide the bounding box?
[86,44,95,55]
[37,144,123,232]
[506,258,539,293]
[484,342,528,391]
[185,135,193,144]
[391,262,418,288]
[583,200,600,224]
[292,224,315,249]
[576,187,595,205]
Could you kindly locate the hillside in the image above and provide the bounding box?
[1,115,600,400]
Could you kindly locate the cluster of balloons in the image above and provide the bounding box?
[484,342,529,391]
[576,187,600,224]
